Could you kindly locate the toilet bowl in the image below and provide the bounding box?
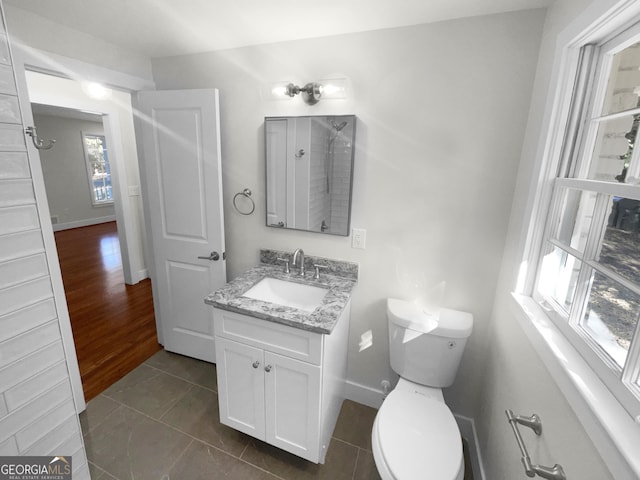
[372,299,473,480]
[372,378,464,480]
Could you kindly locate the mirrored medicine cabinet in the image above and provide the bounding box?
[265,115,356,236]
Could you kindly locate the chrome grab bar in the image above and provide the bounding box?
[505,410,566,480]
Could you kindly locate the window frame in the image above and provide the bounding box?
[533,24,640,418]
[82,131,113,207]
[513,2,640,478]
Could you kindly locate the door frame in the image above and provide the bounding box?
[10,45,155,411]
[15,58,151,285]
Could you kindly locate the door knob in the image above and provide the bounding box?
[264,365,272,373]
[198,251,220,261]
[252,361,260,369]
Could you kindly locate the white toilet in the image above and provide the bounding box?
[372,298,473,480]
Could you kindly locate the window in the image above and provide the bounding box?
[534,25,640,417]
[83,133,112,205]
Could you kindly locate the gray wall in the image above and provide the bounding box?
[34,113,115,228]
[150,8,546,419]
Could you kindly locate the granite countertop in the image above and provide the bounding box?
[204,264,356,334]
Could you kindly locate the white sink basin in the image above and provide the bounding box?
[242,277,329,313]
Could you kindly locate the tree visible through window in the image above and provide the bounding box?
[83,133,112,205]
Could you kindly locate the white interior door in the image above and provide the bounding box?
[137,89,226,362]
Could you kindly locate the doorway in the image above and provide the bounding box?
[22,70,161,403]
[31,104,115,231]
[23,69,149,286]
[30,102,160,400]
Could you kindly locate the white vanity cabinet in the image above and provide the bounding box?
[213,303,350,464]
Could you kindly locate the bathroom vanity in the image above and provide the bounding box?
[205,250,357,463]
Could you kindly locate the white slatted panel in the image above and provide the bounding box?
[0,178,35,206]
[0,63,16,94]
[73,462,90,479]
[5,361,69,411]
[0,152,29,179]
[0,381,73,441]
[0,33,10,66]
[0,253,48,289]
[15,401,76,451]
[0,322,60,367]
[0,93,20,123]
[0,205,40,234]
[0,1,88,476]
[23,415,80,456]
[0,436,18,455]
[0,230,44,262]
[0,299,57,342]
[0,277,53,317]
[0,339,64,389]
[0,123,25,150]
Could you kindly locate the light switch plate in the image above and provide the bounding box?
[352,228,366,249]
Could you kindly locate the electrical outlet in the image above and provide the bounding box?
[352,228,366,249]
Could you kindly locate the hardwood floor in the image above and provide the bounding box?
[54,221,161,401]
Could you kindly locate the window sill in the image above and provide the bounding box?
[511,293,640,480]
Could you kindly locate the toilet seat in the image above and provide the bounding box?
[373,388,464,480]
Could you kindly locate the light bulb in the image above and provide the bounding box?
[83,82,112,100]
[318,77,347,99]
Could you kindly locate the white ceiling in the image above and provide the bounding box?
[4,0,553,58]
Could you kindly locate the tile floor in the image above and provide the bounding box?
[81,350,380,480]
[80,350,474,480]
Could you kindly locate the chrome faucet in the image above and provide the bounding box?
[292,248,305,276]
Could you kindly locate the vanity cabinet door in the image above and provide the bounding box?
[264,351,322,463]
[215,337,266,439]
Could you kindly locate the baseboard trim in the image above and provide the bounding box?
[132,268,149,284]
[52,215,116,232]
[455,414,486,480]
[344,380,384,409]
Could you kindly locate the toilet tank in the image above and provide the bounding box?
[387,298,473,388]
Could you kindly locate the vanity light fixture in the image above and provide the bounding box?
[272,77,347,105]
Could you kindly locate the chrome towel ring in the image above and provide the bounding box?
[233,188,255,215]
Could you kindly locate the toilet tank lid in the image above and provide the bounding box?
[387,298,473,338]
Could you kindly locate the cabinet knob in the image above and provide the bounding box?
[264,365,272,373]
[252,361,260,369]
